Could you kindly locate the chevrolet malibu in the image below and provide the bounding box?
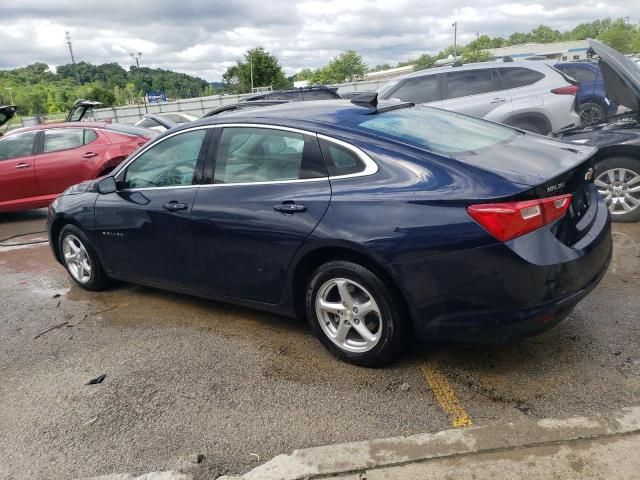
[47,98,612,366]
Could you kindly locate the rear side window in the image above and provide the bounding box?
[0,132,37,160]
[319,139,366,176]
[84,129,98,144]
[385,75,441,104]
[499,67,545,89]
[444,69,495,99]
[214,127,326,184]
[43,128,84,153]
[302,90,338,100]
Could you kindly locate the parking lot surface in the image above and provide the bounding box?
[0,210,638,480]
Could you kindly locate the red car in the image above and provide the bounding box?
[0,122,155,212]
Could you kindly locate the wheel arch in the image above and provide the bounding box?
[503,112,552,134]
[288,244,415,334]
[49,216,85,264]
[593,144,640,165]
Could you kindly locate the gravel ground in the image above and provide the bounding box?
[0,209,638,480]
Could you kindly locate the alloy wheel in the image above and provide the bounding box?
[579,105,603,124]
[62,234,92,284]
[315,278,382,353]
[595,168,640,215]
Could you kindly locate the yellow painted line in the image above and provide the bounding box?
[420,360,473,428]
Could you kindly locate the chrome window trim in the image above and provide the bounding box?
[116,123,378,192]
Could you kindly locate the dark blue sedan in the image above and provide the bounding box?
[47,98,612,366]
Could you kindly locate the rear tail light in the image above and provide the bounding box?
[551,85,578,95]
[467,194,572,242]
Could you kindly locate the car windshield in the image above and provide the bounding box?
[351,106,517,154]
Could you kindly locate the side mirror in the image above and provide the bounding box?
[97,176,117,195]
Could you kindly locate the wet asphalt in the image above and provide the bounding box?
[0,209,638,480]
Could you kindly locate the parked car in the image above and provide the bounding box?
[0,105,17,136]
[134,112,198,132]
[340,91,376,100]
[202,100,290,118]
[241,85,341,102]
[378,60,580,134]
[47,97,611,366]
[554,61,618,123]
[554,40,640,222]
[0,122,155,213]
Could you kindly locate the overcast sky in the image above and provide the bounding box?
[1,0,638,81]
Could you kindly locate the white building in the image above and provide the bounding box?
[364,65,416,82]
[488,40,590,62]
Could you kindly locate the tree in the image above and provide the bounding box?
[222,47,288,93]
[326,50,367,82]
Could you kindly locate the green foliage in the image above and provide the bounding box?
[222,47,289,94]
[293,50,367,84]
[0,61,212,115]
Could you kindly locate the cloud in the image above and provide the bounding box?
[0,0,638,81]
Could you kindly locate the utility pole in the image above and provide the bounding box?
[250,50,254,93]
[65,31,81,84]
[452,22,458,59]
[476,32,480,41]
[130,52,148,113]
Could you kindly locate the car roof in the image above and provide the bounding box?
[4,121,113,137]
[405,60,550,79]
[176,99,382,133]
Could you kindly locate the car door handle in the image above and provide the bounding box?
[15,162,31,169]
[273,202,307,213]
[490,97,507,104]
[83,152,98,158]
[163,202,189,212]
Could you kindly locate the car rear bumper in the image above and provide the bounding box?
[390,197,612,342]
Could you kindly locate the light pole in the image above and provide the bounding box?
[250,51,254,93]
[452,22,458,59]
[130,52,148,113]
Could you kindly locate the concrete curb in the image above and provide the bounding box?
[220,405,640,480]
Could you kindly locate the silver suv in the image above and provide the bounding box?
[378,61,580,134]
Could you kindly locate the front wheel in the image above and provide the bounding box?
[305,260,407,367]
[595,156,640,222]
[59,224,111,290]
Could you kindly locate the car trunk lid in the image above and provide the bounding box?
[453,132,598,245]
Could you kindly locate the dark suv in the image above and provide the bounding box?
[242,86,341,102]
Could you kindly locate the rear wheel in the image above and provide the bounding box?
[59,224,111,290]
[305,260,407,367]
[595,156,640,222]
[578,102,605,124]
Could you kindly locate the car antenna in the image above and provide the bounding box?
[351,92,378,108]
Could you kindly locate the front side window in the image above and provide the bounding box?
[43,128,84,153]
[124,129,207,188]
[0,132,37,160]
[445,69,494,99]
[214,127,325,184]
[385,75,441,104]
[499,67,545,89]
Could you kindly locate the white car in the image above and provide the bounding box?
[134,113,198,133]
[379,60,581,134]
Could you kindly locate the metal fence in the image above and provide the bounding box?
[15,78,392,128]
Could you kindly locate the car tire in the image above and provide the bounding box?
[305,260,407,367]
[595,156,640,223]
[579,102,605,124]
[58,224,111,290]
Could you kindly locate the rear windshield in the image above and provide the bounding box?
[352,106,517,154]
[106,124,157,137]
